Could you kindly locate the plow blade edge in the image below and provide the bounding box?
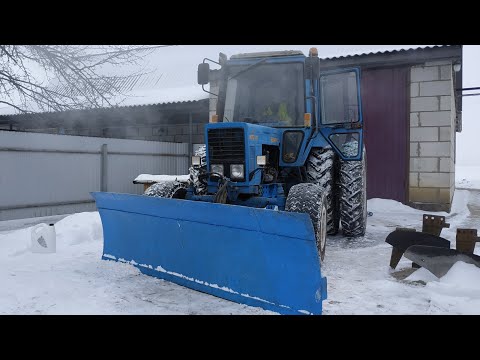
[91,192,327,315]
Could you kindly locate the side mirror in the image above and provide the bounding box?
[197,63,210,85]
[219,52,227,66]
[305,57,320,80]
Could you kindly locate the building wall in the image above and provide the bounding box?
[408,60,457,211]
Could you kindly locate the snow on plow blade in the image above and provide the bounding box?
[91,192,327,315]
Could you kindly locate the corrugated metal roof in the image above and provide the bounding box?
[0,81,209,116]
[319,45,449,60]
[49,73,157,98]
[317,45,462,83]
[45,70,209,108]
[225,46,453,62]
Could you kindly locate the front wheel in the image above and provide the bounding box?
[285,183,327,261]
[144,181,187,199]
[188,145,207,195]
[306,147,339,236]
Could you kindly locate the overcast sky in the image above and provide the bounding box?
[454,46,479,166]
[142,45,478,166]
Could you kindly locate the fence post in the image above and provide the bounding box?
[189,112,193,158]
[101,144,108,192]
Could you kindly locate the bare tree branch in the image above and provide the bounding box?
[0,100,28,113]
[0,45,168,114]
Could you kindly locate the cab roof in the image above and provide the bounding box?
[230,50,305,59]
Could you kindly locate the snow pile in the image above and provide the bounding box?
[439,261,480,289]
[406,261,480,290]
[406,262,480,314]
[0,212,103,259]
[368,197,436,214]
[405,267,439,283]
[364,190,470,244]
[0,226,34,258]
[134,174,190,183]
[54,212,103,246]
[456,165,480,190]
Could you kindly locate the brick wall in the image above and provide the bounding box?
[409,60,457,211]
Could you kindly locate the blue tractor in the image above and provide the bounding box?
[92,48,367,315]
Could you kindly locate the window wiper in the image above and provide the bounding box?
[228,58,268,81]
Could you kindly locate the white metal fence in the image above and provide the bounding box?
[0,131,189,221]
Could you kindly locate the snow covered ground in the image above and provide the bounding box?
[1,187,479,314]
[456,165,480,190]
[322,189,480,314]
[0,213,268,315]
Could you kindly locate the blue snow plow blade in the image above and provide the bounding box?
[91,192,327,315]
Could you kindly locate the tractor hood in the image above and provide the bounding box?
[205,122,281,146]
[204,122,282,189]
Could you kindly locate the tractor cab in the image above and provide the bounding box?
[198,48,364,165]
[221,51,305,127]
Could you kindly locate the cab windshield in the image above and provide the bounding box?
[223,62,304,126]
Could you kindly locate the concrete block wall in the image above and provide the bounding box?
[409,60,456,211]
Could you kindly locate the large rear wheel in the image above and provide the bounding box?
[338,146,367,237]
[285,183,327,261]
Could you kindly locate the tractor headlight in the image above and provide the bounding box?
[211,164,224,176]
[191,156,201,166]
[230,164,244,180]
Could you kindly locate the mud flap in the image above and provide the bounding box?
[404,245,480,278]
[91,192,327,315]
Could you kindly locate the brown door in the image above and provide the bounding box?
[361,67,409,203]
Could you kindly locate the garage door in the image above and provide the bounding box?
[361,67,409,203]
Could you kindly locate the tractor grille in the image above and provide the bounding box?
[207,128,245,176]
